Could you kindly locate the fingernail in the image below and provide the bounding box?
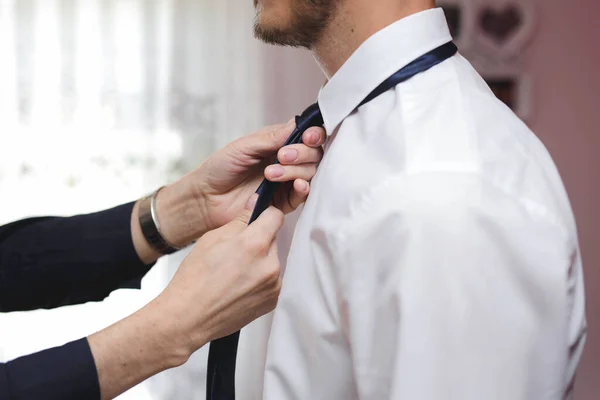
[280,148,298,163]
[245,194,258,210]
[266,165,285,179]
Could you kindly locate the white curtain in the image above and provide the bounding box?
[0,0,265,398]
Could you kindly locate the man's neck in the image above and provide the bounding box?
[313,0,436,78]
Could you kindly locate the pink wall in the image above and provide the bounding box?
[262,46,324,124]
[527,0,600,398]
[262,0,600,396]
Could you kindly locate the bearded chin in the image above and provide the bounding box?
[253,0,336,49]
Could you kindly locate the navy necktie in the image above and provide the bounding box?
[206,41,458,400]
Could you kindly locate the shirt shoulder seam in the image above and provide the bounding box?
[332,170,570,243]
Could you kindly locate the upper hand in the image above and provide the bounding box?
[151,120,325,252]
[191,119,326,232]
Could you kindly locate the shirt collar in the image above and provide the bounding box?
[317,8,453,135]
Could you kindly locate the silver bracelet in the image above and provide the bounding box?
[138,187,181,255]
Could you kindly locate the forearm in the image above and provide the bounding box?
[88,295,200,400]
[0,296,200,400]
[0,181,207,312]
[0,203,152,312]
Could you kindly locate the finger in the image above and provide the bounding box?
[245,206,285,243]
[265,242,282,282]
[287,179,310,211]
[219,199,256,235]
[302,127,326,147]
[245,193,259,211]
[264,164,317,183]
[278,144,324,165]
[240,119,295,157]
[268,240,279,265]
[249,240,281,289]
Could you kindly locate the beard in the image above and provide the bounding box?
[253,0,339,49]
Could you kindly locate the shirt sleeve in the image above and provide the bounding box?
[331,173,573,400]
[0,338,100,400]
[0,202,154,313]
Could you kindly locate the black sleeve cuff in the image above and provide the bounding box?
[0,338,100,400]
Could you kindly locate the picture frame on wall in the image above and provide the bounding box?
[437,0,476,51]
[437,0,535,121]
[486,78,518,110]
[484,76,532,119]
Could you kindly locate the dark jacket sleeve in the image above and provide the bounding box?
[0,338,100,400]
[0,202,155,313]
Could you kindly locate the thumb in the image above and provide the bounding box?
[244,193,259,212]
[228,194,258,228]
[243,120,295,156]
[217,197,256,237]
[216,194,259,238]
[270,118,296,147]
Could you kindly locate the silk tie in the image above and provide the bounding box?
[206,41,458,400]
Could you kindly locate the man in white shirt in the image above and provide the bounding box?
[248,0,587,398]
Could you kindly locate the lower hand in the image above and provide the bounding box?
[158,203,285,352]
[90,205,285,399]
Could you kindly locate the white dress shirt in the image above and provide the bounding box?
[256,8,587,400]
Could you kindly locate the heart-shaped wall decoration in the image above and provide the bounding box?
[480,5,522,44]
[474,0,535,58]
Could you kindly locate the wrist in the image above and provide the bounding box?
[88,299,193,399]
[155,181,208,248]
[137,298,195,368]
[148,287,211,363]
